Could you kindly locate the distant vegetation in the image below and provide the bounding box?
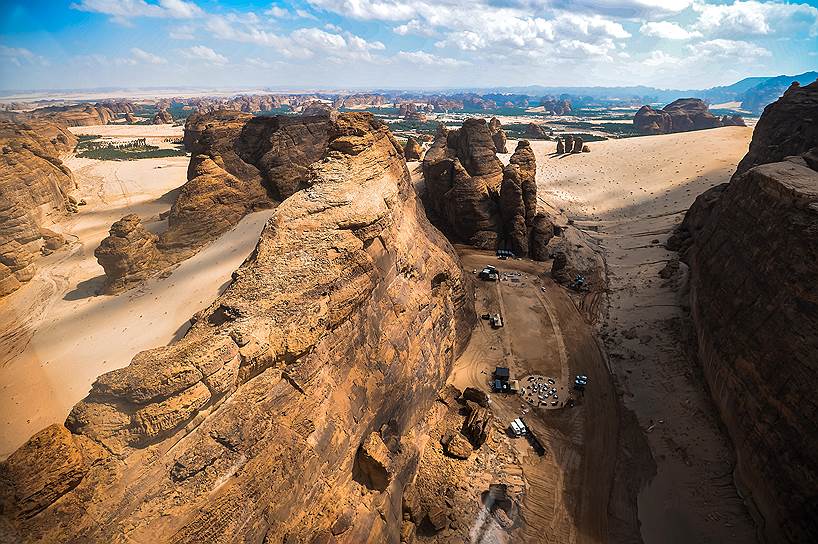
[76,137,187,160]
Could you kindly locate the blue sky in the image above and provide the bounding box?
[1,0,817,91]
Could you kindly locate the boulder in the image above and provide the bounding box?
[442,432,472,459]
[462,386,489,407]
[582,145,590,153]
[463,401,492,448]
[556,139,565,154]
[524,123,549,139]
[563,134,574,153]
[572,136,583,153]
[94,214,160,293]
[404,136,423,161]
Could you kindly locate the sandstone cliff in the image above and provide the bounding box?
[0,117,77,296]
[634,98,745,135]
[673,81,818,543]
[30,104,115,126]
[1,112,475,543]
[422,119,503,248]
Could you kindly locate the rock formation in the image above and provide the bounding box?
[571,136,583,153]
[633,98,746,134]
[540,98,571,115]
[563,134,574,153]
[488,117,508,153]
[422,119,504,248]
[403,136,423,161]
[499,141,537,256]
[124,112,137,123]
[556,138,565,154]
[524,123,550,139]
[94,214,161,293]
[29,104,114,126]
[0,116,77,296]
[0,112,476,543]
[734,80,818,177]
[152,109,173,124]
[671,79,818,543]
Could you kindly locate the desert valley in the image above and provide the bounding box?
[1,1,817,543]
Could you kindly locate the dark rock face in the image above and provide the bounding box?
[422,119,503,248]
[500,141,538,256]
[1,112,476,543]
[735,80,818,177]
[462,401,492,448]
[633,98,745,134]
[488,117,508,153]
[571,136,583,153]
[540,98,571,115]
[556,139,565,154]
[94,214,161,293]
[404,136,423,161]
[0,117,77,297]
[676,83,818,544]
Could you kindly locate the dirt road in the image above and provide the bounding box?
[452,249,617,544]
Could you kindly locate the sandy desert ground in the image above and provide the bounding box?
[70,124,185,138]
[0,128,273,459]
[527,127,758,543]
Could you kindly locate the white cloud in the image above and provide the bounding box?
[246,57,273,68]
[396,50,468,66]
[0,45,49,67]
[642,50,680,66]
[130,47,167,64]
[693,1,818,37]
[182,45,229,65]
[265,5,289,18]
[559,0,693,18]
[640,21,702,40]
[71,0,203,25]
[394,19,437,37]
[169,23,196,40]
[687,38,772,60]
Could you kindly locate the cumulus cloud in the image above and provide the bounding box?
[130,47,167,64]
[182,45,229,65]
[640,21,702,40]
[71,0,203,25]
[642,50,680,66]
[396,50,468,66]
[687,38,772,60]
[693,0,818,37]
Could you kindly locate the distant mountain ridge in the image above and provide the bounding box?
[736,72,818,113]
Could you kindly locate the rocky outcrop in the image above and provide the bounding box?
[403,136,423,161]
[540,98,571,115]
[0,112,475,543]
[633,98,745,134]
[673,82,818,543]
[734,80,818,177]
[29,104,114,126]
[94,214,161,293]
[499,141,537,256]
[422,119,503,248]
[0,117,77,296]
[488,117,507,153]
[152,109,173,124]
[524,123,551,139]
[571,136,583,153]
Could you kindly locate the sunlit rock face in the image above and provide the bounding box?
[0,112,475,543]
[0,116,77,297]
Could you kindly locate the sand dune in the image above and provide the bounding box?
[0,153,272,459]
[527,127,759,543]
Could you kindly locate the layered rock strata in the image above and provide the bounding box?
[0,117,77,296]
[0,112,476,542]
[634,98,746,134]
[672,81,818,543]
[29,104,115,127]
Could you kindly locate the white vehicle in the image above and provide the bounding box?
[509,418,528,437]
